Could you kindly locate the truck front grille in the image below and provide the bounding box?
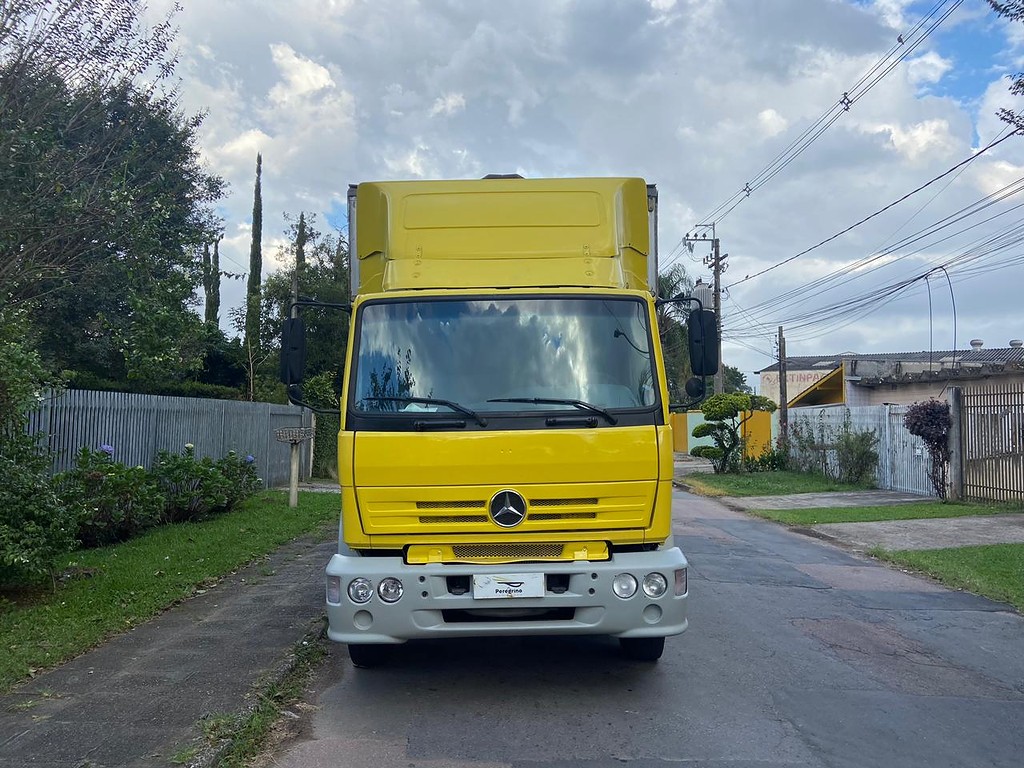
[452,543,564,559]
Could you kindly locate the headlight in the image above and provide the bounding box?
[348,577,373,604]
[612,573,638,599]
[378,577,404,603]
[642,572,668,598]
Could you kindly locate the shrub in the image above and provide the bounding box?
[215,450,263,510]
[742,439,790,473]
[56,446,165,548]
[789,410,878,485]
[151,444,232,523]
[0,454,76,586]
[304,371,340,480]
[904,399,952,499]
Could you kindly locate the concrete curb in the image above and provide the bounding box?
[187,616,329,768]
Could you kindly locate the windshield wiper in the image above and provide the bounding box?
[367,396,488,427]
[486,398,618,425]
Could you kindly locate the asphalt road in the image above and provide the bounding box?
[265,489,1024,768]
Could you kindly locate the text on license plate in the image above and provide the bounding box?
[472,572,545,599]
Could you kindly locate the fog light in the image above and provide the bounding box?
[326,575,342,604]
[674,568,687,596]
[642,572,668,598]
[378,577,404,603]
[348,577,373,604]
[612,573,638,599]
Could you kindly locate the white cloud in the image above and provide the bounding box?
[268,44,335,105]
[906,51,953,87]
[757,109,788,138]
[430,93,467,117]
[142,0,1024,381]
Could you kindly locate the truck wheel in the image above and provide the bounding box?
[619,636,665,661]
[348,643,391,668]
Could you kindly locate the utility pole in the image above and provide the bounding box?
[778,326,788,453]
[684,225,727,394]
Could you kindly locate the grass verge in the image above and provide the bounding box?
[873,544,1024,612]
[181,620,328,767]
[749,501,1020,526]
[0,491,338,693]
[680,471,872,497]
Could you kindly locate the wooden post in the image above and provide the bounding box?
[289,442,301,508]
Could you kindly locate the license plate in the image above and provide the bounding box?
[472,573,545,599]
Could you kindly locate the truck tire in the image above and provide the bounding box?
[619,636,665,661]
[348,643,391,668]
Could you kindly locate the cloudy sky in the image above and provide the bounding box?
[147,0,1024,388]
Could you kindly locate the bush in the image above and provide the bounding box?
[56,446,165,548]
[304,371,340,480]
[151,444,233,523]
[742,440,789,473]
[215,450,263,510]
[904,399,952,499]
[789,410,878,485]
[0,454,76,586]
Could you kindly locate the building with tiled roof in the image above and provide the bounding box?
[756,340,1024,408]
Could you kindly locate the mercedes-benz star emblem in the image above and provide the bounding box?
[489,490,527,528]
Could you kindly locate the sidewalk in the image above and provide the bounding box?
[0,531,337,768]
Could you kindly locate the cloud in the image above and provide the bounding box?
[429,93,467,117]
[268,44,335,105]
[142,0,1024,383]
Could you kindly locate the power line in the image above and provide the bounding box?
[726,130,1020,291]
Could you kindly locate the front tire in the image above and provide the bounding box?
[348,643,391,668]
[619,636,665,661]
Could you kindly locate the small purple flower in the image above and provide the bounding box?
[100,444,114,457]
[245,454,255,464]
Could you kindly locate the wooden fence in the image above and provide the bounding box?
[27,390,312,488]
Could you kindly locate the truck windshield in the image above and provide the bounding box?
[352,297,657,415]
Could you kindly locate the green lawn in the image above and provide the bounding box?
[681,471,872,497]
[0,491,338,693]
[750,501,1020,526]
[874,544,1024,612]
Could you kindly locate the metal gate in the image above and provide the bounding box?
[961,384,1024,502]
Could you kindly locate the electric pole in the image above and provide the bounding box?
[778,326,788,453]
[684,225,727,394]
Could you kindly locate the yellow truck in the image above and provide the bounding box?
[281,175,717,666]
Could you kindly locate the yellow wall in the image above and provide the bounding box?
[672,409,773,458]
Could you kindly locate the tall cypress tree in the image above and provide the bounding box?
[244,153,263,351]
[202,238,222,325]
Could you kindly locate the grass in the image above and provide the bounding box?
[874,544,1024,612]
[748,501,1021,526]
[189,625,328,767]
[680,470,872,497]
[0,491,338,693]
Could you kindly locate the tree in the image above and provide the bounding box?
[245,153,264,354]
[202,238,223,325]
[691,393,777,473]
[988,1,1024,132]
[723,365,752,393]
[656,264,694,402]
[1,1,225,387]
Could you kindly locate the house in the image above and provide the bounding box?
[756,339,1024,408]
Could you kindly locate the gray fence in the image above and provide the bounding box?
[790,405,934,496]
[27,390,312,488]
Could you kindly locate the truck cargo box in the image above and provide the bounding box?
[347,177,658,297]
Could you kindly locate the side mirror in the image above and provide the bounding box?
[279,317,307,387]
[685,377,705,398]
[687,309,719,377]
